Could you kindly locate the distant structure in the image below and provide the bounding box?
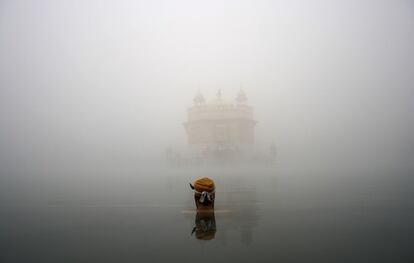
[183,89,257,161]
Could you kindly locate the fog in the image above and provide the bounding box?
[1,0,414,173]
[2,2,414,262]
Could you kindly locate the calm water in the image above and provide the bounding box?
[1,165,413,262]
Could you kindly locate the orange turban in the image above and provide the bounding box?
[193,177,215,193]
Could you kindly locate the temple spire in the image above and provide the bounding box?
[236,87,247,104]
[216,89,222,99]
[193,89,205,105]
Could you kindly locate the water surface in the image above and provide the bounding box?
[1,166,413,262]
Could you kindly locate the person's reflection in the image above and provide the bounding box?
[191,211,216,240]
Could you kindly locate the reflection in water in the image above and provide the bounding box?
[191,212,216,240]
[184,173,261,245]
[3,168,413,262]
[217,174,260,246]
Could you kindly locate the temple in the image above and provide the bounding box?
[183,89,257,159]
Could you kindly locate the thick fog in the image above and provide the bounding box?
[1,0,414,173]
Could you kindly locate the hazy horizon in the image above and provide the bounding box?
[2,2,414,262]
[1,0,414,173]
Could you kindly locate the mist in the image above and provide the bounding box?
[1,0,413,174]
[2,1,414,262]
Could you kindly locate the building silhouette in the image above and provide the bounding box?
[183,89,257,160]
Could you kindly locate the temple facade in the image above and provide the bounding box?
[183,89,257,158]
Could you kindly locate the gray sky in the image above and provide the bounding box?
[1,0,413,170]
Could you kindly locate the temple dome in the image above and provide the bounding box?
[236,88,247,104]
[193,90,205,105]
